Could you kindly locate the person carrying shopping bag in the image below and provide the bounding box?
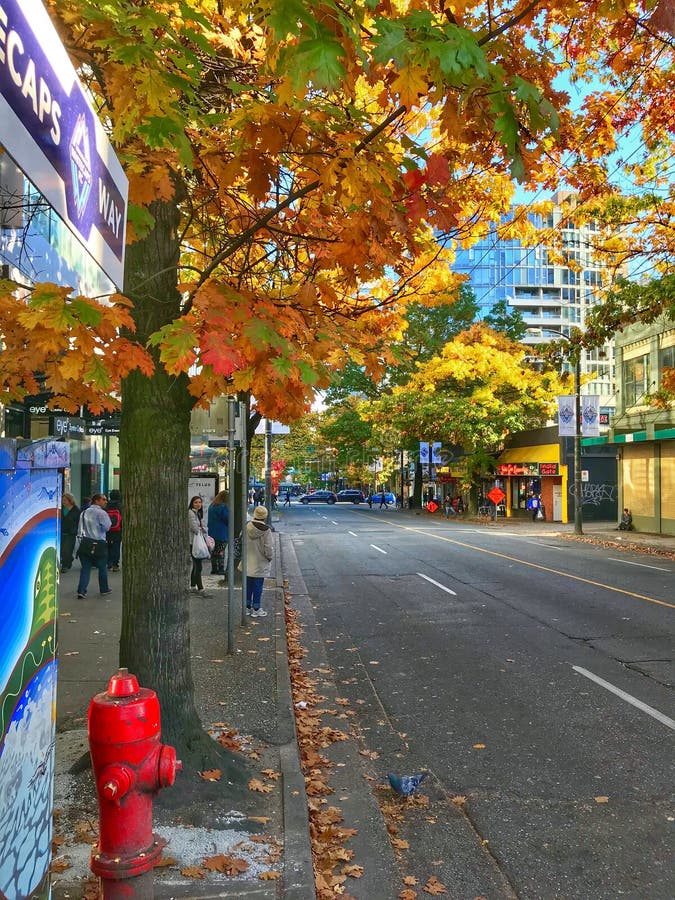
[188,496,211,592]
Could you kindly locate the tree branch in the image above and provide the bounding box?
[478,0,542,46]
[188,105,407,300]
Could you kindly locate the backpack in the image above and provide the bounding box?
[108,508,122,532]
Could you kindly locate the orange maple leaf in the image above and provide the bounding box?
[203,854,249,875]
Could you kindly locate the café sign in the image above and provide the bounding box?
[0,0,128,287]
[496,463,559,477]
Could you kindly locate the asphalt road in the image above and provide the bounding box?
[283,501,674,900]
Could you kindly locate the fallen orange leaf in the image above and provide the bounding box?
[199,768,221,781]
[248,778,274,793]
[180,866,205,879]
[203,854,249,875]
[424,875,448,894]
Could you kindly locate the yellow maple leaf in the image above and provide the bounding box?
[391,66,428,109]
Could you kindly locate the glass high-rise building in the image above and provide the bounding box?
[453,193,615,406]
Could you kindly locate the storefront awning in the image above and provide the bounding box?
[498,444,560,464]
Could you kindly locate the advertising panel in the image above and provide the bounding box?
[0,0,128,287]
[0,439,61,899]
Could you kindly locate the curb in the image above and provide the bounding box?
[274,532,316,900]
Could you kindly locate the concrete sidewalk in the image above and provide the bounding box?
[52,528,314,899]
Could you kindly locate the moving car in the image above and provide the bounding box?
[336,489,365,504]
[298,490,337,504]
[369,491,396,506]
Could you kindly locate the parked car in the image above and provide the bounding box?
[298,490,338,504]
[370,491,396,506]
[336,489,365,504]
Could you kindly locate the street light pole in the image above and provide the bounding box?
[573,351,584,535]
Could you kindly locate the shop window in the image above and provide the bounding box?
[623,355,650,406]
[659,345,675,387]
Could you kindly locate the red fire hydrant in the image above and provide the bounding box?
[88,668,181,897]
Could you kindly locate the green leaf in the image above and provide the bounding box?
[271,355,294,378]
[244,319,284,349]
[127,203,155,240]
[69,298,103,327]
[297,360,321,386]
[84,354,112,391]
[137,117,193,166]
[268,0,315,39]
[295,37,347,89]
[372,19,409,66]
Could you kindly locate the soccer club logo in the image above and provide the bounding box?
[69,114,92,219]
[582,401,598,426]
[558,400,575,425]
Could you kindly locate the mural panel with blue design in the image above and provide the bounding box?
[0,439,65,900]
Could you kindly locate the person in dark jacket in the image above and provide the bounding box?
[60,492,80,572]
[106,489,123,571]
[207,490,229,575]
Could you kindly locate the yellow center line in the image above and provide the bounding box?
[378,518,675,610]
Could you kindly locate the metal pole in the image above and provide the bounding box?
[264,418,272,521]
[227,397,236,653]
[574,353,584,535]
[400,449,404,507]
[240,401,248,625]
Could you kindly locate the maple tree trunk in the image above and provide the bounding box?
[116,199,245,778]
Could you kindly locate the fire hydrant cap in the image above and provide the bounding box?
[107,668,140,698]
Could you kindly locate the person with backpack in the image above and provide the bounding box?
[106,489,123,571]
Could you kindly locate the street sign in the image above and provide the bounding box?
[487,487,505,505]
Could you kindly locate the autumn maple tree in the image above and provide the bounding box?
[0,0,672,766]
[365,323,569,505]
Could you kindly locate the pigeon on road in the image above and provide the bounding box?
[387,771,428,796]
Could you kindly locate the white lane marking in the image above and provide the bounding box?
[370,544,387,554]
[331,520,339,525]
[607,558,671,572]
[572,666,675,730]
[348,531,358,537]
[417,572,457,596]
[525,540,569,550]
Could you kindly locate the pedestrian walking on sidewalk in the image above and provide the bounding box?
[76,493,112,598]
[188,496,209,592]
[106,489,123,572]
[526,493,543,522]
[243,506,273,617]
[60,492,80,571]
[207,490,229,575]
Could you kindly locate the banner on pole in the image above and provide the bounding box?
[557,396,576,437]
[431,442,442,464]
[581,395,600,436]
[419,442,430,464]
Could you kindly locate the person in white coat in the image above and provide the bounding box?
[244,506,273,617]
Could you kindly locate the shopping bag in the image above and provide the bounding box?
[192,532,211,559]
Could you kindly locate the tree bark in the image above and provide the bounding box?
[116,198,245,777]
